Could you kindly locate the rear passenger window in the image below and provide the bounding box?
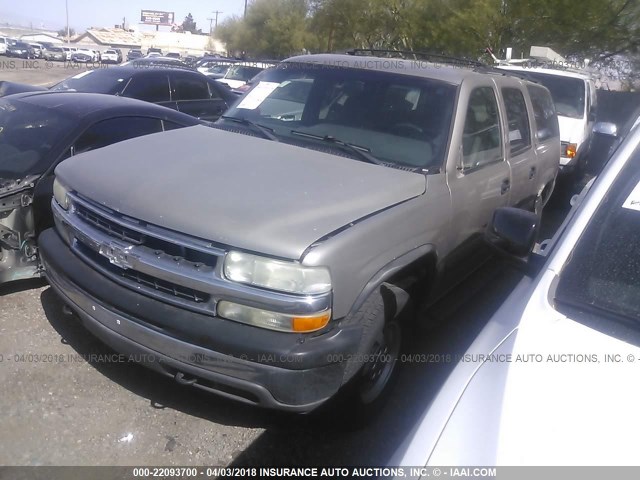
[123,75,170,103]
[527,85,560,142]
[172,75,210,101]
[462,87,502,170]
[502,88,531,156]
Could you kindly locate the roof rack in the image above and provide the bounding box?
[345,49,485,68]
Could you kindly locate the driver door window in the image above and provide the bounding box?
[462,87,502,170]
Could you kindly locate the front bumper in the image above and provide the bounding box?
[39,228,361,411]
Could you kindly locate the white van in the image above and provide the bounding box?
[0,37,8,55]
[498,65,597,174]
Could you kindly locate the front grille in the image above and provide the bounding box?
[74,202,217,268]
[78,243,211,304]
[76,204,145,245]
[70,198,220,310]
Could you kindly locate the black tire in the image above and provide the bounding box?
[330,286,406,425]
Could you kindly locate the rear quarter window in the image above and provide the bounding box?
[527,84,560,142]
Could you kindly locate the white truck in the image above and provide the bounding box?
[497,46,598,175]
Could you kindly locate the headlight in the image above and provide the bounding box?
[217,301,331,333]
[53,178,70,210]
[223,251,331,295]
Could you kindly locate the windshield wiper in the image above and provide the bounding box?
[290,130,385,166]
[221,116,279,142]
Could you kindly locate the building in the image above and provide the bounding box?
[71,27,225,56]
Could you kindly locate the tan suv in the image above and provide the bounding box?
[40,51,560,417]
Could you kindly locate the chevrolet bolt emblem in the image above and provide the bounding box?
[99,242,134,270]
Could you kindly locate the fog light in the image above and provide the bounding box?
[217,301,331,333]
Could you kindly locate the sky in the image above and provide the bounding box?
[0,0,247,32]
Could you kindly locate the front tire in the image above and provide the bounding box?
[331,286,408,424]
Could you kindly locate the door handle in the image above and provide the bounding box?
[529,166,536,180]
[501,179,511,195]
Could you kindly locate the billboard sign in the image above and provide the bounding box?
[140,10,175,26]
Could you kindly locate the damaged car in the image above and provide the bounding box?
[40,52,560,416]
[0,91,199,284]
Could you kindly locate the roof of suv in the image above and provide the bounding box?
[498,65,594,81]
[283,53,523,86]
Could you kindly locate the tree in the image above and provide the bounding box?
[217,0,313,58]
[181,13,198,34]
[57,27,75,38]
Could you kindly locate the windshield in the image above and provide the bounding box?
[207,65,230,75]
[0,98,75,179]
[51,70,130,94]
[225,66,264,81]
[556,144,640,330]
[222,63,457,169]
[523,72,585,119]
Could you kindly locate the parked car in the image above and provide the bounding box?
[62,46,77,60]
[6,42,36,59]
[50,65,236,121]
[126,49,143,61]
[166,52,181,59]
[216,62,274,89]
[43,46,66,62]
[147,47,162,56]
[28,43,43,58]
[0,91,199,284]
[183,55,198,67]
[112,48,123,63]
[203,64,232,80]
[389,116,640,467]
[100,49,120,64]
[71,48,98,63]
[0,36,8,55]
[40,52,559,416]
[196,57,238,74]
[499,64,597,176]
[122,56,192,69]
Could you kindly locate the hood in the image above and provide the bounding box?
[0,81,47,98]
[56,125,426,259]
[558,115,588,146]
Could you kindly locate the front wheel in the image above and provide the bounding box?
[329,287,407,424]
[356,317,402,406]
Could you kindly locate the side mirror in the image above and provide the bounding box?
[593,122,618,137]
[485,207,538,257]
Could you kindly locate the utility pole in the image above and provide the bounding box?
[65,0,70,43]
[207,17,214,34]
[244,0,248,18]
[212,10,222,29]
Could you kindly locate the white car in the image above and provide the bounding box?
[216,62,275,89]
[76,48,98,61]
[0,37,7,55]
[101,49,119,64]
[390,118,640,467]
[62,46,77,60]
